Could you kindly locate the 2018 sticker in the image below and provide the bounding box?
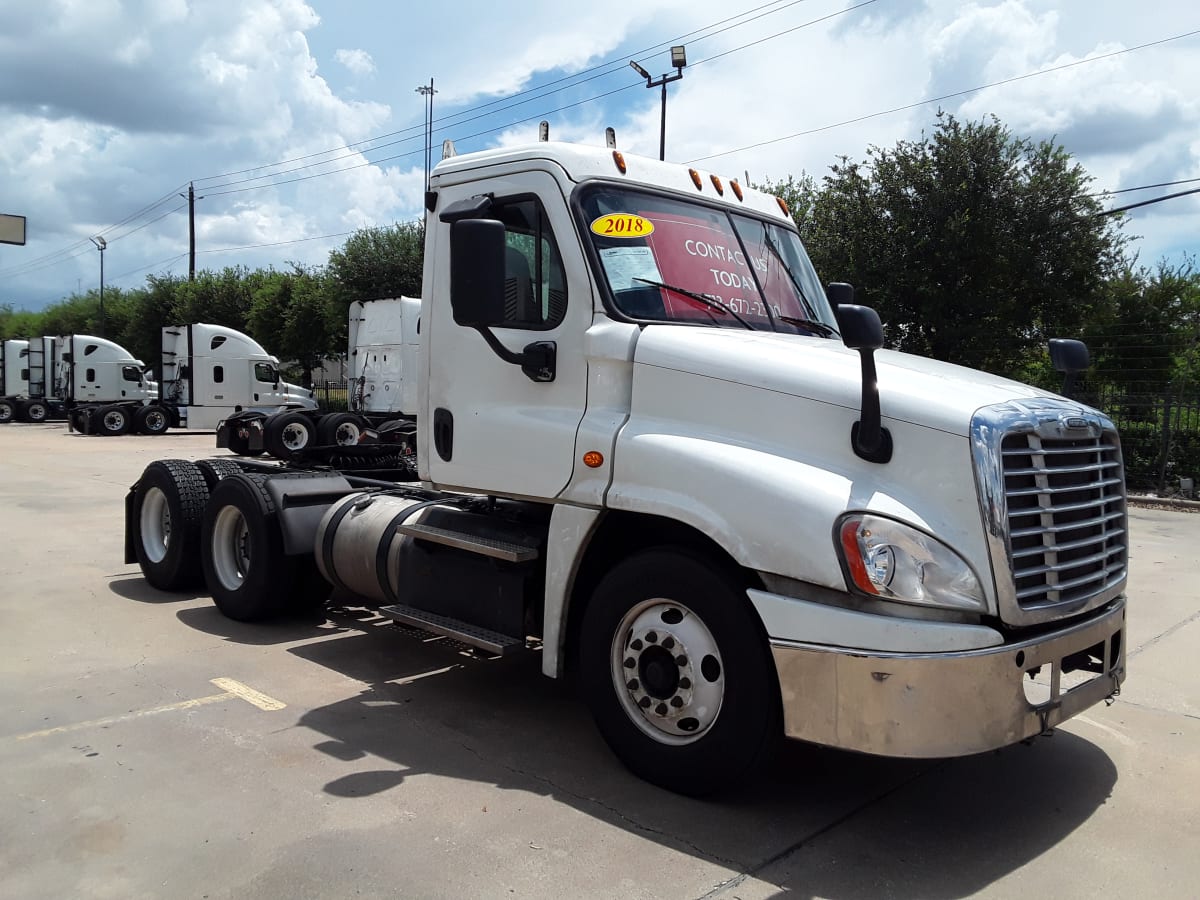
[589,214,654,238]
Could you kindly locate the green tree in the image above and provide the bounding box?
[326,221,425,311]
[761,113,1129,377]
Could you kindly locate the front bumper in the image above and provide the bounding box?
[770,599,1126,757]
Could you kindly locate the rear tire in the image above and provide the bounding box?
[196,458,245,493]
[0,399,15,423]
[264,411,315,460]
[132,460,210,590]
[201,473,330,621]
[316,412,365,447]
[21,400,49,423]
[134,404,171,435]
[579,548,780,796]
[97,405,132,435]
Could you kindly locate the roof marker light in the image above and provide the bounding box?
[776,196,790,217]
[689,169,703,190]
[730,179,744,201]
[710,174,724,196]
[613,150,627,174]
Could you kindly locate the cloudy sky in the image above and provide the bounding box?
[1,0,1196,310]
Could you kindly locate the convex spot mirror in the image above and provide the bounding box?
[836,304,884,350]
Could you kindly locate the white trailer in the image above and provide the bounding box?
[67,323,316,436]
[125,138,1128,796]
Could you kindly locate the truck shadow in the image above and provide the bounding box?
[269,621,1118,898]
[108,575,210,604]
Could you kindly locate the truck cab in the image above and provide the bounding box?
[159,323,316,430]
[54,335,156,406]
[0,339,30,422]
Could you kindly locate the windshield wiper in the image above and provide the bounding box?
[777,315,838,338]
[633,278,755,330]
[761,224,839,338]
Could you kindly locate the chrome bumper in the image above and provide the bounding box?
[770,599,1126,757]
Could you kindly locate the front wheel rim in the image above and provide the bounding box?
[211,505,251,591]
[139,487,170,563]
[610,599,725,746]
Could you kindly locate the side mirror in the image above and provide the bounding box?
[836,304,884,351]
[450,219,507,328]
[835,305,891,464]
[1048,338,1090,399]
[825,282,855,307]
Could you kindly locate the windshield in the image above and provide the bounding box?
[578,185,838,335]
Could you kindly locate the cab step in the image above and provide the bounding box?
[396,522,538,563]
[379,604,525,656]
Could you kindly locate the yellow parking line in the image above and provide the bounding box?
[7,677,286,742]
[209,677,287,711]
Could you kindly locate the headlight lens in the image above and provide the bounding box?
[837,514,985,611]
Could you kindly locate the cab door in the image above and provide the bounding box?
[424,169,590,499]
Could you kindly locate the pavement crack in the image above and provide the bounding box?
[1127,608,1200,659]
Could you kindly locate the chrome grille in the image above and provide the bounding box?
[972,400,1128,626]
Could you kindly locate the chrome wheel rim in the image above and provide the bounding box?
[211,505,251,591]
[102,410,125,432]
[139,487,170,564]
[610,599,725,745]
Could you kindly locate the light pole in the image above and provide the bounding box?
[89,236,106,337]
[415,78,437,192]
[629,45,687,161]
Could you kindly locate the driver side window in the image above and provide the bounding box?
[493,197,567,330]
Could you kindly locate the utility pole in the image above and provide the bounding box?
[415,78,437,192]
[180,182,203,280]
[89,236,106,337]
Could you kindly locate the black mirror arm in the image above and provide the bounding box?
[851,348,893,463]
[473,327,557,383]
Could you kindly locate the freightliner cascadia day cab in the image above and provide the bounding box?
[125,138,1128,795]
[0,338,32,423]
[64,324,317,435]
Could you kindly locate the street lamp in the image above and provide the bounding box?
[629,45,687,161]
[89,236,106,337]
[415,78,437,192]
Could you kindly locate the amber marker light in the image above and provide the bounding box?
[583,451,605,468]
[776,196,790,216]
[730,179,744,201]
[709,174,724,195]
[612,151,627,174]
[689,168,703,190]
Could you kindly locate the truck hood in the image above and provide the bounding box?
[634,326,1060,437]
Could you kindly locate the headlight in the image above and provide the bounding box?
[836,513,985,611]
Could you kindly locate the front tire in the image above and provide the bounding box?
[131,460,209,590]
[0,399,15,423]
[579,548,780,796]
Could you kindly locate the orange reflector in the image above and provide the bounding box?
[612,151,627,174]
[730,179,744,201]
[776,196,790,216]
[689,168,703,190]
[710,174,724,195]
[583,451,604,468]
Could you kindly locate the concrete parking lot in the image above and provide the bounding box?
[1,422,1197,899]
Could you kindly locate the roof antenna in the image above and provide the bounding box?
[605,127,617,149]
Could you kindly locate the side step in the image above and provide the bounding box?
[396,522,538,563]
[379,604,525,656]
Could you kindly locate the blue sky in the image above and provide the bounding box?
[1,0,1197,310]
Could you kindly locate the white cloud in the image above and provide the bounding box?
[334,48,376,77]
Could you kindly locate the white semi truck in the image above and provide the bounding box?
[124,138,1127,795]
[215,297,420,463]
[0,338,33,423]
[65,324,317,435]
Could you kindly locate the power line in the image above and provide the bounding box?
[1096,186,1200,217]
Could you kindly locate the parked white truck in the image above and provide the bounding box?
[124,139,1127,795]
[66,324,317,435]
[215,297,420,463]
[0,338,33,423]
